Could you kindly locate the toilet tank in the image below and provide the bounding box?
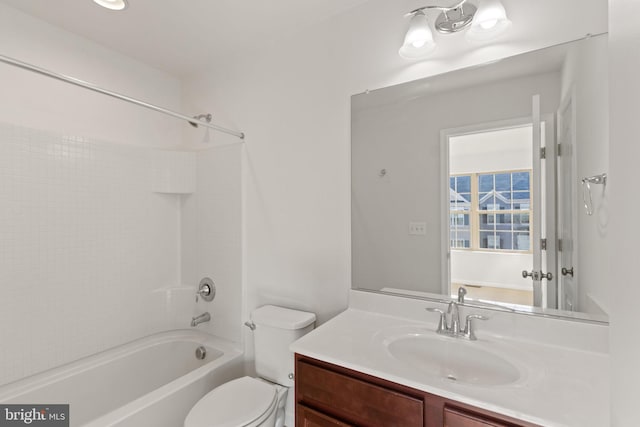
[251,305,316,387]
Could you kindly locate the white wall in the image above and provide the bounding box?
[560,35,610,315]
[609,1,640,425]
[449,126,532,175]
[0,3,182,148]
[352,72,559,292]
[182,0,607,329]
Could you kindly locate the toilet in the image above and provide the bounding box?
[184,305,316,427]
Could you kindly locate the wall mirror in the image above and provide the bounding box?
[351,34,608,323]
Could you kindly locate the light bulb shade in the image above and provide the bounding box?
[466,0,511,41]
[399,12,436,59]
[92,0,128,10]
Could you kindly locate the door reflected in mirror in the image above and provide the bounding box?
[351,34,608,322]
[447,124,535,307]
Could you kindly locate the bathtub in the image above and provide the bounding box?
[0,330,244,427]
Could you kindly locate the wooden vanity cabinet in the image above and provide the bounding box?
[295,354,538,427]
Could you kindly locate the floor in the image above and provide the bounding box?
[451,283,533,306]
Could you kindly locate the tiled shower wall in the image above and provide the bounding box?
[181,144,243,345]
[0,123,183,385]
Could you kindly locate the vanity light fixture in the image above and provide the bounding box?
[399,0,511,60]
[92,0,128,11]
[399,11,437,59]
[466,0,512,41]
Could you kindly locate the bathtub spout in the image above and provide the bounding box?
[191,312,211,327]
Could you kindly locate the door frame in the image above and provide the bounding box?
[556,86,578,311]
[440,115,556,305]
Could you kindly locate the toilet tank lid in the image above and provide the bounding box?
[251,305,316,330]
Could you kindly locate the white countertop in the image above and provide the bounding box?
[290,307,609,427]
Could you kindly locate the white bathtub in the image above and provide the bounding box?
[0,330,244,427]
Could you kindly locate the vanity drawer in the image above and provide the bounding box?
[297,404,354,427]
[296,360,424,427]
[444,406,517,427]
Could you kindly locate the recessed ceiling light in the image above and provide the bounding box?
[92,0,128,11]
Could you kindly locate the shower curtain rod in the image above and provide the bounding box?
[0,54,245,140]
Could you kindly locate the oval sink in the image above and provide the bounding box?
[385,333,522,386]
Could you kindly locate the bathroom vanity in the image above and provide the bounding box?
[290,291,609,427]
[295,354,537,426]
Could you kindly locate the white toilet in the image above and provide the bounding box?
[184,305,316,427]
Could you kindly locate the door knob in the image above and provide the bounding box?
[561,267,574,277]
[522,270,552,281]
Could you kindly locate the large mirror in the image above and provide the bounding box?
[351,34,608,322]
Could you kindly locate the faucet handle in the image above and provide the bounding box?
[457,286,467,303]
[426,307,448,333]
[466,314,489,321]
[196,278,216,302]
[464,314,489,341]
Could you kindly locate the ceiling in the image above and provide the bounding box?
[0,0,371,77]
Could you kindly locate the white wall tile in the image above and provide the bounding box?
[152,151,197,194]
[180,144,243,344]
[0,123,182,385]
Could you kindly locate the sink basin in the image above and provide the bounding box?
[383,331,522,386]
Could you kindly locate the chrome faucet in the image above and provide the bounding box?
[448,301,461,334]
[426,302,488,340]
[191,312,211,327]
[457,286,467,303]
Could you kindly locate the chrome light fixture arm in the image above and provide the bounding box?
[406,0,469,17]
[403,0,477,38]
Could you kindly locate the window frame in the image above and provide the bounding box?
[449,176,471,249]
[450,169,533,253]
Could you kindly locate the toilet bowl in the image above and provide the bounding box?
[184,305,316,427]
[184,376,286,427]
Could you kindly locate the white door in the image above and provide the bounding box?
[529,95,544,307]
[527,95,557,308]
[557,92,578,311]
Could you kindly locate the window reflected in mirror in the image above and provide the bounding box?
[448,124,536,306]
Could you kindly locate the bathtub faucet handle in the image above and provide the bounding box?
[196,278,216,303]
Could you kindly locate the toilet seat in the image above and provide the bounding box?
[184,376,278,427]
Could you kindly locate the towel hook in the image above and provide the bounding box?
[581,173,607,216]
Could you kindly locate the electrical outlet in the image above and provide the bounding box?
[409,222,426,235]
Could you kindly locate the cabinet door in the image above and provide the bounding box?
[296,360,423,427]
[444,407,515,427]
[297,404,354,427]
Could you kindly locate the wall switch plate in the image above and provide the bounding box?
[409,222,427,235]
